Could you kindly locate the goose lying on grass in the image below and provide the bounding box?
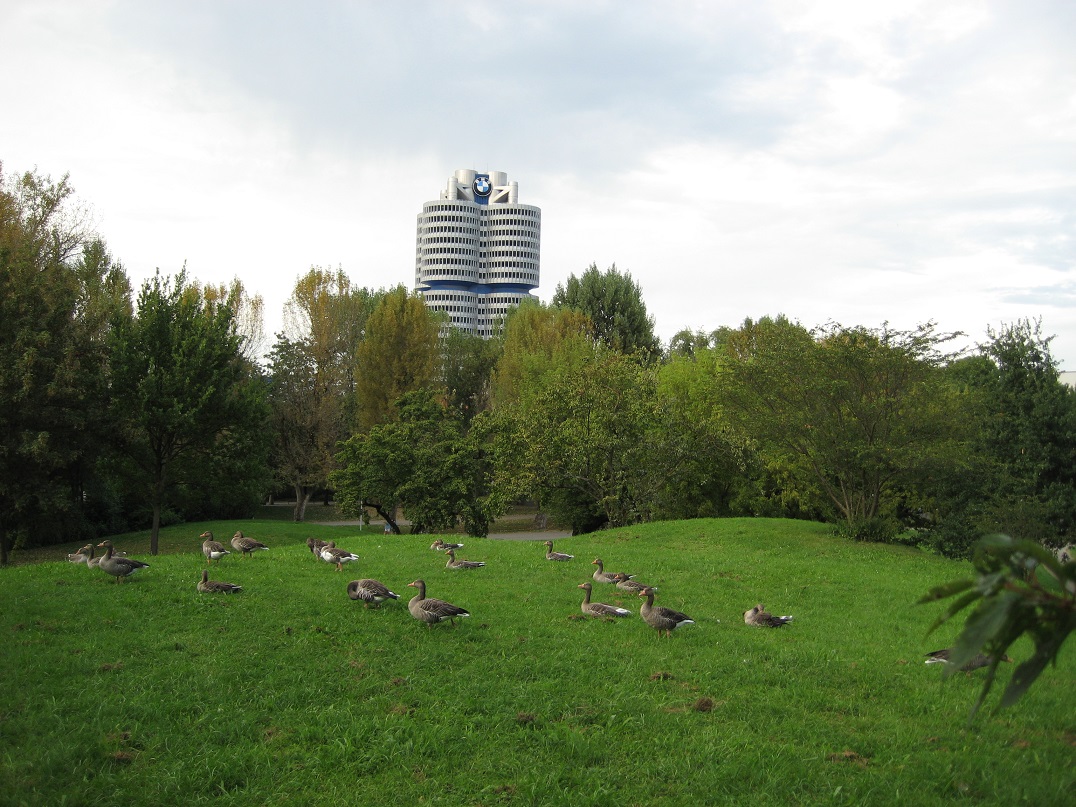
[638,587,694,637]
[924,647,1013,671]
[591,558,632,584]
[445,549,485,569]
[407,579,470,626]
[544,541,573,561]
[200,532,231,564]
[231,531,268,558]
[613,573,652,594]
[577,582,632,618]
[95,541,149,583]
[197,570,243,594]
[347,579,400,608]
[743,603,793,627]
[67,546,89,564]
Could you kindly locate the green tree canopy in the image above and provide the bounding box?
[108,270,268,554]
[332,389,497,536]
[0,167,127,563]
[716,317,967,537]
[354,285,441,431]
[552,263,660,360]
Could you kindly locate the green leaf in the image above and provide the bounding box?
[925,588,982,635]
[917,578,974,605]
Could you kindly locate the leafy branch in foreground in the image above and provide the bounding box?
[919,533,1076,720]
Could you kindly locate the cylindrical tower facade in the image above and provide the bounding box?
[415,170,541,337]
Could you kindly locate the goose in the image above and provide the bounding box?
[613,573,653,594]
[347,579,400,608]
[78,543,103,569]
[544,541,573,561]
[231,531,269,558]
[924,648,1013,671]
[95,541,149,583]
[638,587,695,637]
[431,539,464,551]
[743,603,793,628]
[197,569,243,594]
[200,531,231,564]
[577,582,631,618]
[406,579,470,626]
[591,558,631,584]
[67,545,90,564]
[445,549,485,569]
[319,541,359,571]
[307,537,329,558]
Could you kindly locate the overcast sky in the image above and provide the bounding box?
[3,0,1074,366]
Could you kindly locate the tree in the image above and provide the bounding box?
[440,327,502,424]
[920,533,1075,720]
[354,285,441,431]
[0,167,125,563]
[717,318,967,538]
[267,269,382,519]
[108,270,266,554]
[491,348,665,533]
[332,390,497,535]
[552,263,660,360]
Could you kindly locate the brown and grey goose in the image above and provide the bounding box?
[924,647,1013,671]
[430,539,464,551]
[197,569,243,594]
[319,541,360,571]
[231,531,269,558]
[347,579,400,608]
[445,549,485,569]
[544,541,574,561]
[638,587,695,637]
[591,558,632,584]
[406,579,470,626]
[577,582,631,618]
[743,603,792,628]
[200,531,231,564]
[613,572,653,594]
[307,537,329,559]
[95,541,149,583]
[67,545,90,564]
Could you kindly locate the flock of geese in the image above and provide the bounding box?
[66,530,990,665]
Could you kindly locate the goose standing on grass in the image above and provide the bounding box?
[197,569,243,594]
[231,531,269,558]
[445,549,485,569]
[319,541,360,571]
[307,537,329,559]
[743,603,793,628]
[406,579,470,626]
[200,531,231,564]
[347,579,400,608]
[577,582,632,618]
[924,648,1014,671]
[591,558,631,584]
[430,539,464,551]
[613,573,652,594]
[638,587,694,637]
[544,541,573,561]
[95,541,149,583]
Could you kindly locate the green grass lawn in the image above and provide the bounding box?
[2,518,1073,806]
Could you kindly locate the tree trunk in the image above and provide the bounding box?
[293,484,312,522]
[365,500,400,534]
[0,522,8,566]
[150,471,166,556]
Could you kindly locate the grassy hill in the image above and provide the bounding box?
[2,518,1073,805]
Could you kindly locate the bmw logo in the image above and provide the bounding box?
[473,176,491,197]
